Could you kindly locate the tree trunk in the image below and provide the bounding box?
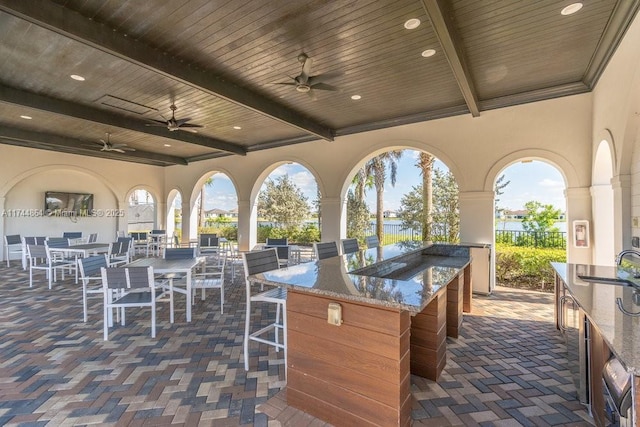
[198,187,205,229]
[420,152,435,242]
[374,159,385,244]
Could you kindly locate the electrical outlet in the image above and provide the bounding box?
[633,237,640,248]
[327,302,343,326]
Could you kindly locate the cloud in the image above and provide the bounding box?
[538,178,563,188]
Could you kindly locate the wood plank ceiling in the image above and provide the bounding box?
[0,0,637,166]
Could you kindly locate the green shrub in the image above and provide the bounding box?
[293,224,320,244]
[496,244,566,291]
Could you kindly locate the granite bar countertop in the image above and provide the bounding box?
[552,262,640,374]
[249,242,471,313]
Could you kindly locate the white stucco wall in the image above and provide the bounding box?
[164,93,592,256]
[0,145,165,252]
[592,10,640,255]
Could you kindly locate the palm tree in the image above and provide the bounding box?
[198,176,215,229]
[368,150,403,244]
[418,152,435,242]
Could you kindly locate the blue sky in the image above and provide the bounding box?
[198,152,566,213]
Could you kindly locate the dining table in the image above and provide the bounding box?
[47,242,112,283]
[126,256,204,322]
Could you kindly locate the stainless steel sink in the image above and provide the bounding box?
[577,274,640,289]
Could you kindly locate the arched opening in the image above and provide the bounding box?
[166,189,182,244]
[344,148,459,246]
[254,162,319,247]
[493,159,567,293]
[592,139,615,265]
[127,188,156,232]
[191,172,238,242]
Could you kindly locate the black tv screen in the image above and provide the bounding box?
[45,191,93,216]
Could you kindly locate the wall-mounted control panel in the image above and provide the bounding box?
[327,302,343,326]
[632,236,640,248]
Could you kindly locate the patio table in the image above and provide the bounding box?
[126,256,204,322]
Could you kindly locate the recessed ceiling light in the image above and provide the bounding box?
[233,126,242,130]
[351,95,362,100]
[421,49,436,58]
[561,3,583,15]
[404,18,421,30]
[70,74,85,81]
[20,115,32,120]
[164,144,171,147]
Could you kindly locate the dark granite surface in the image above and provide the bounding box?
[552,262,640,374]
[250,241,471,313]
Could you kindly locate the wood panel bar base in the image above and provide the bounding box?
[463,264,472,313]
[410,287,447,381]
[286,290,411,427]
[447,273,464,338]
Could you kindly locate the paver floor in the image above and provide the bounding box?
[0,259,593,426]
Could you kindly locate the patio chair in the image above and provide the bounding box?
[313,241,339,260]
[265,244,291,268]
[242,248,286,373]
[4,234,23,267]
[198,234,219,257]
[149,229,167,256]
[192,255,225,313]
[365,235,380,248]
[341,238,360,254]
[100,266,159,340]
[130,232,149,256]
[265,237,288,246]
[159,247,198,323]
[78,254,109,322]
[27,244,76,289]
[111,238,132,266]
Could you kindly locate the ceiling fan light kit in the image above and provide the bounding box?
[146,103,204,132]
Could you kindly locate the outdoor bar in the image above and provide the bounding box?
[250,242,474,426]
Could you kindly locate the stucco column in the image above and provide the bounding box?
[237,199,255,251]
[156,201,166,230]
[0,197,5,260]
[612,174,631,253]
[181,199,192,244]
[320,197,342,243]
[590,183,615,265]
[458,191,495,290]
[565,187,592,264]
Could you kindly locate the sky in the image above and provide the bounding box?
[194,151,566,213]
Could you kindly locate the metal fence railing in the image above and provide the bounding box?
[495,230,566,249]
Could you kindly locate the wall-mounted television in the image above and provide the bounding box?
[45,191,94,216]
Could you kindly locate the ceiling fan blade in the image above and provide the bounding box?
[300,56,313,81]
[308,72,342,85]
[311,82,340,91]
[175,118,193,126]
[121,147,136,151]
[146,119,169,126]
[179,123,204,128]
[112,148,126,153]
[272,82,298,86]
[110,144,129,149]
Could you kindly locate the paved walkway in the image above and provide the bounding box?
[0,260,593,426]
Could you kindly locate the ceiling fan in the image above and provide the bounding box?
[273,53,341,100]
[93,133,135,153]
[146,103,204,132]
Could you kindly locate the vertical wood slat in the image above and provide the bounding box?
[635,376,640,427]
[589,320,612,427]
[410,288,447,381]
[447,273,464,338]
[463,264,472,313]
[286,290,411,427]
